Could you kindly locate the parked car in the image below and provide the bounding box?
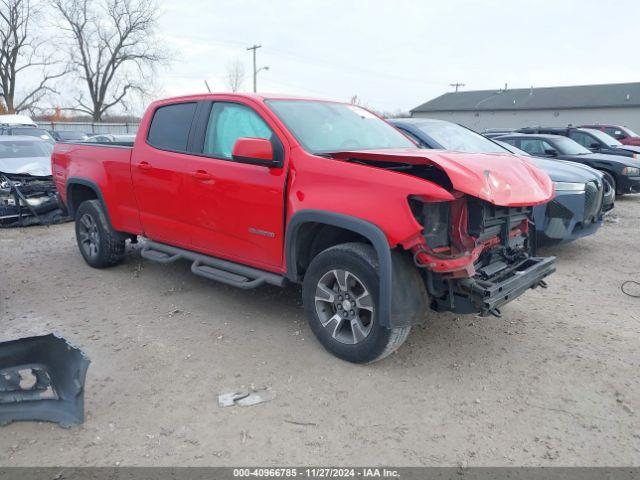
[494,140,615,213]
[84,133,135,145]
[0,114,37,127]
[580,124,640,147]
[49,130,89,142]
[518,126,640,158]
[0,125,54,144]
[496,133,640,195]
[52,94,556,363]
[481,128,517,139]
[0,136,66,227]
[390,118,610,246]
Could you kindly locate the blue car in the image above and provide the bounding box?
[389,118,614,247]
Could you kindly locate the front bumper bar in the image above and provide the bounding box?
[463,256,556,316]
[0,334,90,427]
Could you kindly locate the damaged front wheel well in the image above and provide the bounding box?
[291,222,372,278]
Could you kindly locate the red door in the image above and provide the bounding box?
[185,100,288,271]
[130,101,198,248]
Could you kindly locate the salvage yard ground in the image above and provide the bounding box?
[1,198,639,467]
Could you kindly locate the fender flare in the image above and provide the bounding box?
[285,210,393,328]
[65,177,112,227]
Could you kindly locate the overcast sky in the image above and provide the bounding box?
[154,0,639,113]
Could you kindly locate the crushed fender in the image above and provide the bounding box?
[0,334,90,428]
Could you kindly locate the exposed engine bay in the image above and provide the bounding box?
[0,172,68,227]
[335,153,555,317]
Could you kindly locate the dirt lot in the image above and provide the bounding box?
[1,197,640,467]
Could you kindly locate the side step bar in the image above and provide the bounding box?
[139,240,286,290]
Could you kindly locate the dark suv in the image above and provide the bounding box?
[517,126,640,159]
[498,133,640,195]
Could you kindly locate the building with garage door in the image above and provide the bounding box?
[410,82,640,133]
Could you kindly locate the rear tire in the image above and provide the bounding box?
[75,199,125,268]
[302,243,411,364]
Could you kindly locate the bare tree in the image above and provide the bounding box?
[0,0,66,113]
[53,0,166,121]
[225,58,245,93]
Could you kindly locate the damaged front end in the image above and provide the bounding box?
[408,195,555,317]
[0,172,68,227]
[0,334,90,427]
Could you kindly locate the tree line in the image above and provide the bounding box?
[0,0,166,121]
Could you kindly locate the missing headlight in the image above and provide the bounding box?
[409,198,450,249]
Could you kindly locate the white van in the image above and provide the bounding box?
[0,114,38,127]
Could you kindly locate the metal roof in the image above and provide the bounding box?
[411,82,640,113]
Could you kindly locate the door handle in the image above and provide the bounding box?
[192,170,213,181]
[137,161,152,171]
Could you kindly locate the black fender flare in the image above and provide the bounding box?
[285,210,394,328]
[65,177,113,227]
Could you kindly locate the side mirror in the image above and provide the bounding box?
[232,137,281,168]
[589,142,601,150]
[544,149,558,157]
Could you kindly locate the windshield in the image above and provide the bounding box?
[266,100,414,154]
[415,121,506,154]
[623,126,639,137]
[0,140,53,159]
[553,137,592,155]
[585,128,622,146]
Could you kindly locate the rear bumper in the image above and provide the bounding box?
[459,256,556,316]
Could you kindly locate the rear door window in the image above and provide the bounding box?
[569,131,596,148]
[147,102,197,152]
[519,139,550,155]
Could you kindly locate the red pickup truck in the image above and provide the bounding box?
[52,93,555,363]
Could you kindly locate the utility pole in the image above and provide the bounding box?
[450,82,465,93]
[247,44,262,92]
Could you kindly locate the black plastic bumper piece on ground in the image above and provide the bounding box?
[464,256,556,316]
[0,334,90,428]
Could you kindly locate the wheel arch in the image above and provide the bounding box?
[66,177,113,227]
[285,210,394,328]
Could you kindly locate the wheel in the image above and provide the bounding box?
[302,243,411,363]
[75,199,125,268]
[601,171,619,196]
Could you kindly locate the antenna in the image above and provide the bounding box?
[204,80,212,93]
[449,82,465,92]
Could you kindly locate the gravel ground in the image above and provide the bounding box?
[1,197,639,467]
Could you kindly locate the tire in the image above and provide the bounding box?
[302,243,411,364]
[602,171,619,196]
[75,199,125,268]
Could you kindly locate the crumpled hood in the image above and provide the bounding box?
[333,148,553,207]
[0,156,52,177]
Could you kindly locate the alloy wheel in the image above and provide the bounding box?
[78,213,100,260]
[314,269,375,345]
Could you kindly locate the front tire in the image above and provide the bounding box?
[75,199,125,268]
[302,243,410,363]
[602,171,619,196]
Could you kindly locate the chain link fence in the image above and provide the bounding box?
[35,121,140,134]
